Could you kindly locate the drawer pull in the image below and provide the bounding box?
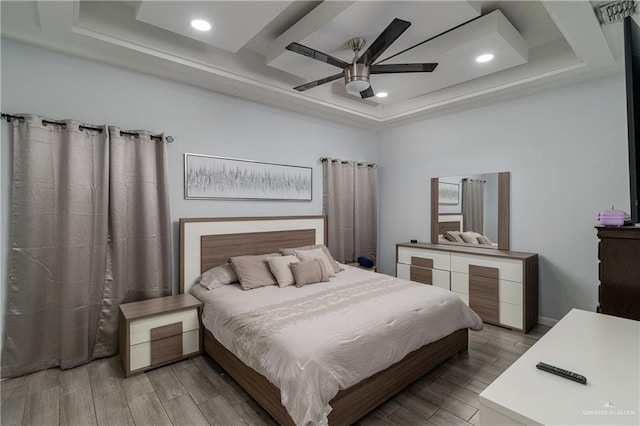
[150,335,183,366]
[410,266,433,285]
[411,256,434,269]
[469,265,499,279]
[150,322,182,341]
[469,267,499,324]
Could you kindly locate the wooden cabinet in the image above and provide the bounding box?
[596,226,640,321]
[119,294,203,377]
[396,243,538,333]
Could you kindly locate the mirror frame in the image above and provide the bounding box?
[431,172,510,250]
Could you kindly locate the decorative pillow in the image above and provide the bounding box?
[444,231,465,243]
[280,244,342,273]
[460,231,480,244]
[291,259,330,287]
[294,248,336,277]
[267,255,299,287]
[198,263,238,290]
[229,253,280,290]
[477,235,493,245]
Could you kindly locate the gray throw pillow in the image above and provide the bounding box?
[291,259,330,287]
[280,244,342,273]
[229,253,280,290]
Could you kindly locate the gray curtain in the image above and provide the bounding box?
[2,116,172,377]
[354,164,377,261]
[323,159,377,263]
[462,179,485,234]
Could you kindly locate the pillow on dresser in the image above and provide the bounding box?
[229,253,280,290]
[291,259,330,287]
[280,244,342,273]
[443,231,465,243]
[294,248,336,277]
[460,231,481,244]
[267,255,299,287]
[198,263,238,290]
[477,235,493,245]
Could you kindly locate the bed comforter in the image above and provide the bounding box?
[190,265,482,425]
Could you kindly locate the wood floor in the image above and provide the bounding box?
[1,323,550,426]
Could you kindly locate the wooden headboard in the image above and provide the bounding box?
[438,213,463,234]
[179,216,326,294]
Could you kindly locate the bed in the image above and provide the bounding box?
[180,216,482,425]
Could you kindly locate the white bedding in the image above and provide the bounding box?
[190,265,482,425]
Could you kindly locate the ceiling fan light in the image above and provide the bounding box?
[345,62,370,92]
[346,80,370,92]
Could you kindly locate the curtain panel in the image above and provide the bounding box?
[462,179,485,235]
[2,115,172,377]
[323,159,377,264]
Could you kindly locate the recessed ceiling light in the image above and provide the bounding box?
[376,92,388,98]
[191,19,212,32]
[476,53,494,63]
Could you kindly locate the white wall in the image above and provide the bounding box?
[377,74,629,321]
[0,39,377,340]
[0,38,631,332]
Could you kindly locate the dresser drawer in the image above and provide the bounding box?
[130,309,199,345]
[397,247,450,270]
[499,302,523,329]
[450,272,522,306]
[397,263,450,290]
[129,329,199,371]
[451,253,523,283]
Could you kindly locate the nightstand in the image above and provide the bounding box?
[119,293,203,377]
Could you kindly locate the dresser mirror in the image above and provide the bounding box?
[430,172,510,250]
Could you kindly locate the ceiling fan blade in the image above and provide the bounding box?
[358,18,411,66]
[370,63,438,74]
[293,73,344,92]
[360,87,375,99]
[286,42,348,69]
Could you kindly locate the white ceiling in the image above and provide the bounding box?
[0,1,627,127]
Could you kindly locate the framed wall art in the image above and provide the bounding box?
[184,153,312,201]
[438,181,460,205]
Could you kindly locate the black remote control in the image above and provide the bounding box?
[536,362,587,385]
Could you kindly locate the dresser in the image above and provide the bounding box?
[397,242,538,333]
[119,294,202,376]
[596,225,640,321]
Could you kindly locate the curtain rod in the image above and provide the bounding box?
[1,113,174,143]
[320,157,377,168]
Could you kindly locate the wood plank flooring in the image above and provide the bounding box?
[0,323,549,426]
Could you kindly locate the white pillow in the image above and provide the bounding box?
[294,248,336,277]
[198,263,238,290]
[267,255,299,287]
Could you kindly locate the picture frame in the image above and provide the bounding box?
[184,153,312,201]
[438,182,460,205]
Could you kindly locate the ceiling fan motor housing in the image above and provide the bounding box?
[345,62,370,86]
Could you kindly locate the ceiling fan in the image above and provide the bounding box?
[285,18,438,99]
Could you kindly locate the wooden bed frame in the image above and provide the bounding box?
[179,216,469,425]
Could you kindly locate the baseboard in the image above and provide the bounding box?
[537,316,559,327]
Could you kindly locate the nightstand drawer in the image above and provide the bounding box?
[130,329,199,371]
[130,309,198,345]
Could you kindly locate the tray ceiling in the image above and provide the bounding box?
[0,1,624,127]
